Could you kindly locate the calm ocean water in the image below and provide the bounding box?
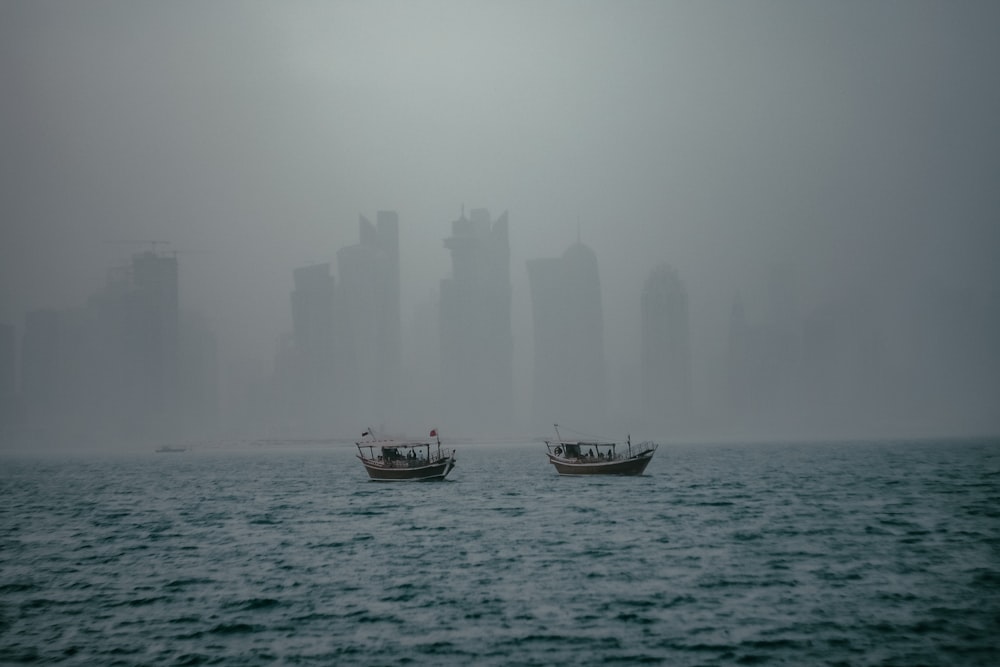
[2,438,999,665]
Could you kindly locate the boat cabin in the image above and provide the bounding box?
[554,442,617,460]
[378,444,430,462]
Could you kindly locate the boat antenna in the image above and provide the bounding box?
[553,423,562,442]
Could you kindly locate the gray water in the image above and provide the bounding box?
[2,439,999,665]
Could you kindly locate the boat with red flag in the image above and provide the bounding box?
[356,428,456,481]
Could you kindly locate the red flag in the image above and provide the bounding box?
[429,429,437,437]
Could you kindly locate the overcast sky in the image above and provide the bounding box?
[2,1,999,434]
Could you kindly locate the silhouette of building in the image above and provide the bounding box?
[336,212,401,430]
[527,242,606,432]
[640,264,692,432]
[288,262,338,434]
[271,212,401,436]
[17,250,217,444]
[440,208,512,434]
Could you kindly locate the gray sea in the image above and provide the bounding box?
[2,438,999,665]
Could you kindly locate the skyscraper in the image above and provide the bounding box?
[440,208,512,434]
[76,251,181,438]
[527,241,606,432]
[289,262,338,434]
[18,249,185,442]
[336,212,401,429]
[640,264,692,432]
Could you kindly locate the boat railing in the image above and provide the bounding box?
[361,449,454,468]
[548,440,657,460]
[550,448,622,462]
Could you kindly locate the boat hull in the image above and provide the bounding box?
[547,450,654,476]
[358,456,456,481]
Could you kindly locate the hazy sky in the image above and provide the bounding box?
[3,1,998,415]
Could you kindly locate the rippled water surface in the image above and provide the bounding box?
[2,439,999,665]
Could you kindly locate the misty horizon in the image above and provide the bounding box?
[2,1,998,448]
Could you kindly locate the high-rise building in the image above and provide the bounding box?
[640,264,692,432]
[527,242,606,432]
[17,249,216,444]
[75,251,180,438]
[289,262,338,434]
[440,208,512,434]
[336,212,401,430]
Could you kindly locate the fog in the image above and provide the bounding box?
[2,1,998,448]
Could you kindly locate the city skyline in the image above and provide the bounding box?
[4,203,998,446]
[2,2,998,446]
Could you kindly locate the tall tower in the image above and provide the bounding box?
[640,264,692,432]
[43,250,180,441]
[440,208,512,434]
[336,212,401,429]
[290,262,338,434]
[527,242,606,432]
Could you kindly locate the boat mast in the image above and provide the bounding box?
[553,423,562,443]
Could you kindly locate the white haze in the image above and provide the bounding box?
[1,1,998,446]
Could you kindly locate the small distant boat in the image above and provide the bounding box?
[155,445,186,453]
[545,424,657,476]
[356,428,456,481]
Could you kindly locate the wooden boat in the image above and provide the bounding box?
[356,429,456,481]
[544,424,657,476]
